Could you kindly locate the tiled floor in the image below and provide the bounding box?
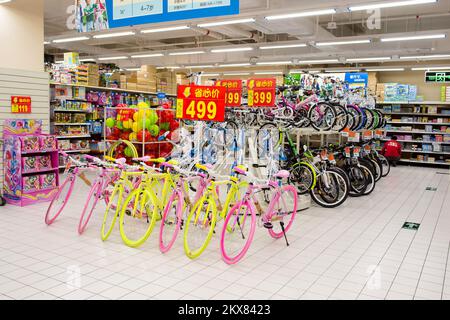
[0,166,449,300]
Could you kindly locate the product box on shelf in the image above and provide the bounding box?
[22,157,37,173]
[40,173,57,190]
[20,136,40,152]
[37,155,52,170]
[40,136,58,150]
[22,175,40,193]
[64,52,79,66]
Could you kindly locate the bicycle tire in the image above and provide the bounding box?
[267,185,298,239]
[45,175,75,225]
[78,180,102,235]
[308,103,336,131]
[159,190,184,253]
[289,162,316,195]
[310,170,349,208]
[101,183,124,241]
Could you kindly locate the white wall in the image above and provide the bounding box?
[0,0,44,72]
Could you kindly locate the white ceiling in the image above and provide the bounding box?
[44,0,450,70]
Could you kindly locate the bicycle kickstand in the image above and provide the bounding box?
[236,218,246,240]
[280,221,289,246]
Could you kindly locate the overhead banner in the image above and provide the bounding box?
[76,0,239,31]
[247,78,276,107]
[425,71,450,83]
[176,85,226,122]
[215,80,243,107]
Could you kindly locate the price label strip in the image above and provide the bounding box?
[247,78,276,107]
[176,85,226,122]
[354,147,361,158]
[344,147,351,158]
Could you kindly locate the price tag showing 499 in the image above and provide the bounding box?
[176,85,226,122]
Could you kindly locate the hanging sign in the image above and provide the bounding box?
[425,71,450,83]
[92,0,240,30]
[176,85,226,122]
[247,78,276,107]
[215,80,243,107]
[11,96,32,114]
[345,72,368,89]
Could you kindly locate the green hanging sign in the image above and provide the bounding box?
[425,71,450,83]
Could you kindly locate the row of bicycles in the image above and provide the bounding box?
[44,150,298,265]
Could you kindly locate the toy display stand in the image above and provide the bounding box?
[3,120,60,207]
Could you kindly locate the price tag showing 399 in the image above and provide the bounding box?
[247,78,276,107]
[176,85,226,122]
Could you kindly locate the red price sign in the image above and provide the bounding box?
[215,80,243,107]
[247,78,276,107]
[176,85,226,122]
[11,96,31,114]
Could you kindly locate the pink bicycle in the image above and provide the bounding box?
[220,168,298,265]
[45,152,120,235]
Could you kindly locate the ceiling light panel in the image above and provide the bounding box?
[347,57,391,62]
[411,66,450,71]
[301,59,340,64]
[254,71,284,75]
[98,56,128,61]
[400,54,450,60]
[349,0,437,12]
[223,72,251,76]
[93,31,135,39]
[131,53,164,58]
[218,63,251,67]
[365,68,405,71]
[52,36,90,43]
[266,9,337,21]
[197,18,255,28]
[381,34,446,42]
[211,47,253,53]
[256,61,291,66]
[316,40,371,46]
[259,43,307,50]
[186,65,215,68]
[169,51,205,56]
[141,26,190,33]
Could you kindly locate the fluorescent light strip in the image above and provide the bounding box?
[0,0,12,4]
[218,63,251,67]
[43,41,51,45]
[52,36,90,43]
[201,73,220,77]
[141,26,190,33]
[159,66,181,69]
[266,9,336,21]
[80,58,96,62]
[301,59,339,64]
[186,65,214,68]
[381,34,446,42]
[131,53,164,58]
[55,61,64,64]
[125,68,141,71]
[400,54,450,60]
[223,72,251,76]
[326,69,361,72]
[260,43,307,50]
[197,18,255,28]
[169,51,205,56]
[256,61,291,66]
[211,47,253,53]
[316,39,371,46]
[347,57,391,62]
[365,68,405,72]
[411,66,450,71]
[98,56,128,61]
[93,31,135,39]
[349,0,437,12]
[254,71,284,75]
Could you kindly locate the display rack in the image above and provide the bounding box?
[378,101,450,167]
[3,120,59,206]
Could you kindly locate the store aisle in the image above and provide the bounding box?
[0,166,449,300]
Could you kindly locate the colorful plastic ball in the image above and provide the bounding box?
[137,102,149,109]
[116,121,124,130]
[148,124,160,137]
[106,118,115,128]
[129,132,137,141]
[124,147,133,157]
[132,122,139,133]
[148,110,159,125]
[123,119,133,129]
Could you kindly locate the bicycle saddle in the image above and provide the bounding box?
[274,170,290,179]
[195,163,213,172]
[233,165,248,176]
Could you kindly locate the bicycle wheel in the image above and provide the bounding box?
[377,154,391,177]
[310,171,348,208]
[159,190,184,253]
[361,165,376,196]
[101,183,124,241]
[331,104,349,132]
[220,201,256,264]
[348,165,368,197]
[78,180,101,235]
[119,189,159,248]
[347,105,362,131]
[289,162,315,195]
[45,175,75,225]
[267,185,298,239]
[308,103,336,131]
[183,196,217,259]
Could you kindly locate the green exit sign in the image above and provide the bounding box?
[425,71,450,83]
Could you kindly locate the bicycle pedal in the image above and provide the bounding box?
[263,222,274,229]
[126,210,131,216]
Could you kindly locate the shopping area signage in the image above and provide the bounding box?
[11,96,32,114]
[425,71,450,83]
[215,80,243,107]
[176,85,226,122]
[76,0,240,31]
[247,78,276,107]
[345,72,368,89]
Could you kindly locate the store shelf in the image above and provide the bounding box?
[23,168,59,175]
[53,109,92,113]
[384,112,450,116]
[388,122,450,126]
[50,82,176,97]
[385,130,449,134]
[379,101,450,105]
[381,138,450,144]
[399,159,450,166]
[22,149,59,155]
[54,123,91,126]
[62,149,91,154]
[52,98,87,102]
[57,135,91,139]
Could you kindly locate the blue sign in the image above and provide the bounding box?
[105,0,240,29]
[157,92,167,99]
[345,72,368,89]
